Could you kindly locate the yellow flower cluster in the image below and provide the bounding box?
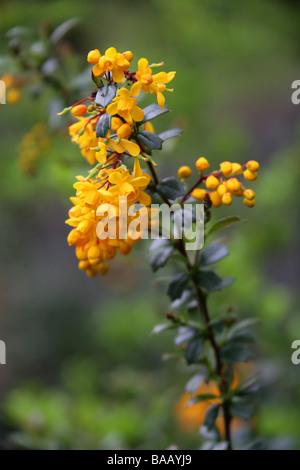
[66,159,151,276]
[0,74,21,104]
[178,158,260,208]
[18,124,51,175]
[64,46,176,275]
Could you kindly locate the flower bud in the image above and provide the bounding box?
[222,192,233,205]
[71,105,87,117]
[220,161,232,176]
[206,175,219,189]
[209,191,222,207]
[191,188,207,200]
[217,183,227,197]
[123,51,134,62]
[117,123,132,140]
[246,160,259,172]
[178,166,192,179]
[196,157,210,172]
[111,117,123,130]
[243,189,255,200]
[226,178,240,193]
[244,169,257,181]
[243,198,256,207]
[87,49,101,64]
[231,163,243,175]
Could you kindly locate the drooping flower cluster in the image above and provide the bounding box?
[178,158,260,208]
[66,159,151,277]
[62,47,177,275]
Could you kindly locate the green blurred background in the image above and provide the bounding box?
[0,0,300,450]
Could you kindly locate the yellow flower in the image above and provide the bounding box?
[131,58,175,109]
[107,88,144,125]
[90,47,132,83]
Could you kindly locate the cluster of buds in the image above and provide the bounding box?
[178,158,259,208]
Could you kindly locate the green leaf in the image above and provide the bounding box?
[188,394,217,406]
[174,327,196,346]
[207,216,242,236]
[204,404,220,431]
[196,271,235,292]
[149,238,170,252]
[184,335,204,365]
[185,371,207,394]
[159,128,183,141]
[95,84,117,108]
[141,103,169,124]
[137,130,163,150]
[200,242,229,266]
[50,18,80,44]
[95,113,111,138]
[150,245,173,272]
[230,397,255,419]
[221,342,252,364]
[152,323,175,334]
[167,273,189,301]
[156,177,185,200]
[227,319,259,340]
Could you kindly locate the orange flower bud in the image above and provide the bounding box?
[244,169,257,181]
[206,175,219,189]
[243,189,255,200]
[71,105,87,117]
[191,188,207,200]
[222,192,233,206]
[117,123,132,140]
[87,49,101,64]
[220,161,232,176]
[209,191,222,207]
[246,160,259,172]
[178,166,192,179]
[196,157,210,172]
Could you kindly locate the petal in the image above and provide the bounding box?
[131,81,142,96]
[109,140,125,154]
[121,182,135,194]
[138,58,149,72]
[138,191,152,206]
[105,47,117,58]
[106,102,118,116]
[152,71,168,84]
[131,105,144,122]
[112,67,125,83]
[133,158,143,178]
[166,71,176,83]
[156,91,165,109]
[109,172,123,185]
[121,139,140,157]
[131,176,151,188]
[92,63,103,76]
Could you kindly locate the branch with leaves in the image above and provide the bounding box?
[60,45,261,450]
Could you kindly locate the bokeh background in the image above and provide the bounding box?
[0,0,300,450]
